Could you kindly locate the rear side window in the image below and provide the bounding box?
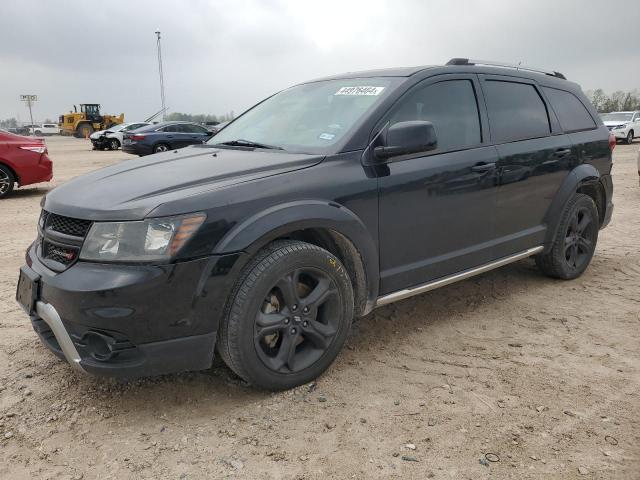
[542,87,596,132]
[483,80,550,142]
[389,79,481,151]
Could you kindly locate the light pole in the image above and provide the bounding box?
[155,30,166,121]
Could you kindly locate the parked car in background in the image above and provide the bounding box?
[29,124,60,136]
[90,122,149,150]
[0,130,52,198]
[122,121,215,156]
[600,111,640,144]
[93,122,151,150]
[17,59,613,389]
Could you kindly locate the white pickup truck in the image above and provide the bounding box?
[29,124,60,136]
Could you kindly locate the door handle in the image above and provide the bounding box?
[471,162,496,172]
[167,135,173,138]
[553,148,572,158]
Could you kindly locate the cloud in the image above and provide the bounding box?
[1,0,638,122]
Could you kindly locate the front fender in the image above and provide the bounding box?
[543,163,601,251]
[213,200,379,310]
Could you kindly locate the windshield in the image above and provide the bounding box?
[210,78,397,154]
[600,113,633,122]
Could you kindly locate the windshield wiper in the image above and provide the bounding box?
[217,139,284,150]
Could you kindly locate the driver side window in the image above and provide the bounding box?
[389,79,482,152]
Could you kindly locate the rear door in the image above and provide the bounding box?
[183,124,211,145]
[377,75,500,294]
[479,75,577,257]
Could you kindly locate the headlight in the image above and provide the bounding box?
[80,213,206,262]
[614,124,628,130]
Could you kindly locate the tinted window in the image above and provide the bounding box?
[542,87,596,132]
[161,124,181,133]
[483,81,550,142]
[183,124,208,134]
[390,79,481,151]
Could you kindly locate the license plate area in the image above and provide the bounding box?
[16,266,40,315]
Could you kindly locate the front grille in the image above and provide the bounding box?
[46,212,92,237]
[38,210,92,271]
[43,241,77,265]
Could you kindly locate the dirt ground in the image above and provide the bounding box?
[0,136,638,479]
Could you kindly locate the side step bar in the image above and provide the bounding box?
[375,246,544,307]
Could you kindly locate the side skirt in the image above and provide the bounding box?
[375,246,544,307]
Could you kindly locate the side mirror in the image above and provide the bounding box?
[374,121,437,160]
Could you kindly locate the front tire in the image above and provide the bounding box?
[626,130,634,144]
[75,123,94,138]
[217,240,354,390]
[0,164,15,198]
[108,138,120,150]
[535,193,598,280]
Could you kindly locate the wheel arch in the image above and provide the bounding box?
[213,200,379,316]
[543,163,605,251]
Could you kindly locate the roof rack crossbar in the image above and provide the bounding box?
[445,58,566,80]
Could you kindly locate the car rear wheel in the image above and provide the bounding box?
[108,138,120,150]
[217,240,354,390]
[153,143,170,153]
[535,193,598,280]
[626,130,634,144]
[0,164,15,199]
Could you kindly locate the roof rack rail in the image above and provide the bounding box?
[445,58,566,80]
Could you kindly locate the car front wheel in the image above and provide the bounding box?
[108,138,120,150]
[626,131,634,144]
[217,240,354,390]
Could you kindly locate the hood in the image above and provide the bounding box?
[603,121,629,127]
[44,145,324,221]
[89,129,107,139]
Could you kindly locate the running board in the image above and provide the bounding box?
[375,246,544,307]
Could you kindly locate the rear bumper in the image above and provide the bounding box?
[122,143,153,156]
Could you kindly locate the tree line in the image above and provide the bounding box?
[584,89,640,113]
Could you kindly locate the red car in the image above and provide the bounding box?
[0,130,53,198]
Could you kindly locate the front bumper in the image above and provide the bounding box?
[21,245,244,378]
[611,129,630,139]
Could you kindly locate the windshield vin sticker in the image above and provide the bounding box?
[334,86,385,96]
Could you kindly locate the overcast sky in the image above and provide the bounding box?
[1,0,639,123]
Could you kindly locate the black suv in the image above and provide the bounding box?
[17,59,614,390]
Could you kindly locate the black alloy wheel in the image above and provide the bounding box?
[0,164,15,198]
[217,240,354,390]
[535,193,598,279]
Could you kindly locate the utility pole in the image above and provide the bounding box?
[155,30,166,121]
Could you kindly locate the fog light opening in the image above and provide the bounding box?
[83,331,117,361]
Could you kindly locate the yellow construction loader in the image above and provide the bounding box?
[58,104,125,138]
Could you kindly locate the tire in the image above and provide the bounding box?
[535,193,598,280]
[153,143,170,153]
[34,130,42,136]
[217,240,354,390]
[626,130,634,144]
[0,164,15,199]
[75,123,94,138]
[108,138,120,150]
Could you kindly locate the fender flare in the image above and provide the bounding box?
[543,163,602,250]
[213,200,380,311]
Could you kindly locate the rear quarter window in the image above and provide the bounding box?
[542,87,596,133]
[483,80,550,143]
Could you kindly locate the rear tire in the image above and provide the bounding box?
[535,193,598,280]
[0,164,15,199]
[153,143,170,153]
[75,123,94,138]
[217,240,354,390]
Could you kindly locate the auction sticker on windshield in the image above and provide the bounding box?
[335,86,385,96]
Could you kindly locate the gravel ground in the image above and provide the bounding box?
[0,136,638,479]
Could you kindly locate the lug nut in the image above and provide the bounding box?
[303,321,308,327]
[292,304,298,311]
[290,328,297,334]
[284,318,290,324]
[303,306,309,313]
